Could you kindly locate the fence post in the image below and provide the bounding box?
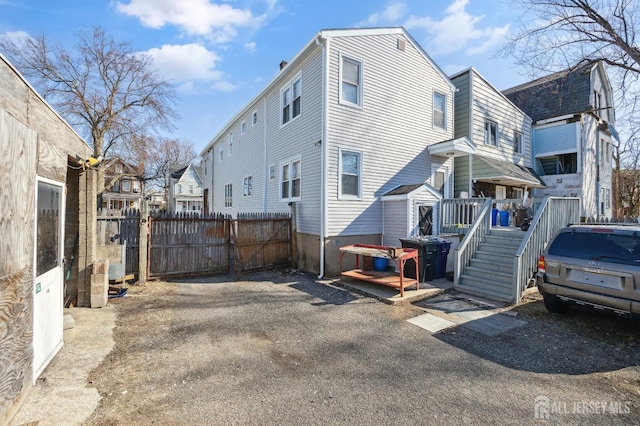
[138,197,149,283]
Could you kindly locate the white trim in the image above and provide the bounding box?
[279,72,302,127]
[433,90,447,131]
[279,156,302,202]
[338,148,362,200]
[242,175,253,197]
[241,120,246,135]
[338,53,363,108]
[536,113,576,126]
[224,182,233,208]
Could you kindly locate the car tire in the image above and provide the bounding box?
[543,294,569,314]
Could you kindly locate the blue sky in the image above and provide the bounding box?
[0,0,531,154]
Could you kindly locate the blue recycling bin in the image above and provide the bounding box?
[434,239,451,279]
[491,208,499,226]
[499,210,510,226]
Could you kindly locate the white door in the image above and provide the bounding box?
[495,185,507,200]
[33,177,65,382]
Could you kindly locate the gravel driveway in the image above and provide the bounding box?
[86,271,640,425]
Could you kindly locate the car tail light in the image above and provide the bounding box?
[537,255,546,273]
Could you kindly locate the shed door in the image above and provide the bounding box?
[33,178,65,382]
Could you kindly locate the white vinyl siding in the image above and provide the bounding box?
[452,69,532,165]
[326,32,455,236]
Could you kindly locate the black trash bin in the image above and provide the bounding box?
[434,239,451,279]
[399,238,437,282]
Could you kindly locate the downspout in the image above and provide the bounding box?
[317,34,329,279]
[263,97,268,212]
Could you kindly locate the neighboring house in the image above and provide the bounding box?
[448,68,545,201]
[201,27,457,276]
[147,189,167,213]
[1,53,98,423]
[614,169,640,218]
[100,158,144,212]
[168,164,203,214]
[503,61,617,220]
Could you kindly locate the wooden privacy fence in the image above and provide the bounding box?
[97,209,140,275]
[98,210,292,279]
[148,212,231,278]
[232,212,292,274]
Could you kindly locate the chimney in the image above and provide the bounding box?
[279,60,288,70]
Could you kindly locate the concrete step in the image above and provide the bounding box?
[463,265,513,286]
[457,275,513,302]
[469,257,513,274]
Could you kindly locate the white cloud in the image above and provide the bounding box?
[146,43,222,82]
[115,0,265,40]
[404,0,509,56]
[357,2,407,26]
[0,30,31,45]
[212,80,237,92]
[244,41,256,54]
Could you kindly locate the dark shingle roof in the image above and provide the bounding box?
[383,183,425,196]
[170,165,189,179]
[502,62,595,123]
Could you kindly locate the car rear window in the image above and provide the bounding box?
[547,231,640,266]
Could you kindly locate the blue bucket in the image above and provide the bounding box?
[373,257,387,272]
[499,210,510,226]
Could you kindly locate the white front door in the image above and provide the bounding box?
[495,185,507,200]
[33,177,65,382]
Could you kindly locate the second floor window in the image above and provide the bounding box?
[339,150,361,198]
[281,75,301,125]
[121,180,131,192]
[177,184,182,194]
[229,132,233,156]
[433,92,446,130]
[484,121,498,146]
[514,132,523,154]
[340,56,362,107]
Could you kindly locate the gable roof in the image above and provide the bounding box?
[382,182,443,200]
[201,27,455,156]
[502,62,596,123]
[170,165,189,180]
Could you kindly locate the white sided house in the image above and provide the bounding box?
[448,68,545,201]
[201,27,457,276]
[504,61,617,220]
[168,164,204,214]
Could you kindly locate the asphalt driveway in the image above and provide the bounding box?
[20,270,640,425]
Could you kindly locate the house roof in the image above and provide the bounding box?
[382,183,443,200]
[170,165,189,179]
[200,27,456,156]
[502,62,596,123]
[473,156,546,188]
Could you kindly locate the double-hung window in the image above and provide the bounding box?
[224,183,232,207]
[340,55,362,107]
[228,132,233,156]
[339,149,361,198]
[514,132,523,154]
[280,158,301,201]
[243,176,253,197]
[484,120,498,146]
[281,75,301,125]
[433,92,446,130]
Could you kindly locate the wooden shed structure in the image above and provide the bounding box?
[0,53,98,423]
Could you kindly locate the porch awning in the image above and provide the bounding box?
[428,136,476,158]
[381,182,443,201]
[473,156,546,188]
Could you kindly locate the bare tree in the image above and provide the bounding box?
[0,26,178,166]
[499,0,640,217]
[118,135,197,197]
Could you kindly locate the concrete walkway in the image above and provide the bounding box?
[12,305,117,426]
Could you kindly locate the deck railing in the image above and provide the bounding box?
[512,196,581,301]
[439,198,485,234]
[453,198,493,285]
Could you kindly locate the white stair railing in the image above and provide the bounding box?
[453,198,493,285]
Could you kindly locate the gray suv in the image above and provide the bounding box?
[536,224,640,317]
